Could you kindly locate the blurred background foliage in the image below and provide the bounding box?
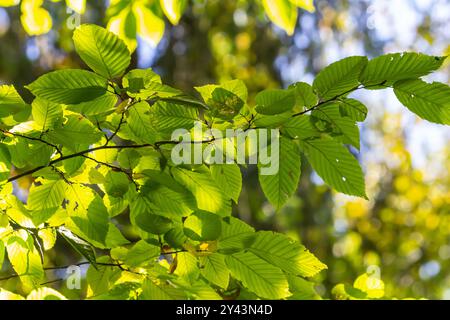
[0,0,449,299]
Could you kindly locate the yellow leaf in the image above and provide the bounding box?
[288,0,315,12]
[160,0,186,25]
[133,2,165,46]
[353,273,385,299]
[262,0,298,35]
[20,0,52,35]
[0,0,20,6]
[108,8,137,52]
[66,0,86,14]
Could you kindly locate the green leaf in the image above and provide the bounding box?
[58,226,97,267]
[31,98,63,131]
[210,164,242,203]
[262,0,298,35]
[123,68,162,92]
[200,253,229,289]
[135,212,173,235]
[27,179,66,211]
[299,137,366,198]
[149,101,199,133]
[26,69,108,104]
[125,101,157,144]
[86,256,121,297]
[6,232,44,289]
[207,88,244,120]
[225,251,290,299]
[283,115,320,139]
[258,137,301,209]
[312,103,360,149]
[313,56,368,100]
[104,171,129,198]
[160,0,186,25]
[287,275,321,300]
[337,98,368,122]
[289,82,318,108]
[255,89,296,115]
[195,79,248,103]
[183,210,222,241]
[134,2,165,46]
[67,93,118,116]
[0,85,29,118]
[67,191,109,246]
[360,52,446,86]
[171,167,229,216]
[248,231,327,277]
[73,24,131,79]
[174,251,200,283]
[125,240,160,267]
[45,114,103,151]
[393,79,450,125]
[218,216,255,251]
[141,279,186,300]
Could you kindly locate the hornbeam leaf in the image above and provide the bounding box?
[313,56,368,100]
[394,79,450,125]
[225,251,290,299]
[73,24,131,79]
[26,69,108,104]
[258,137,301,209]
[299,137,366,198]
[360,52,446,86]
[249,231,327,277]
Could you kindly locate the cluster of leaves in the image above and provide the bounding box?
[0,0,315,47]
[0,24,449,300]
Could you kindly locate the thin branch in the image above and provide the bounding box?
[83,155,139,191]
[0,128,63,158]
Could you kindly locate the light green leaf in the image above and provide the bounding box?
[0,85,29,118]
[141,279,186,300]
[73,24,131,79]
[26,69,108,104]
[135,212,173,235]
[171,167,229,216]
[313,56,368,100]
[45,114,103,151]
[225,251,290,299]
[125,101,157,144]
[149,101,199,133]
[104,171,129,198]
[183,210,222,241]
[299,137,366,198]
[218,216,254,251]
[174,251,200,283]
[125,240,160,267]
[393,79,450,125]
[360,52,446,86]
[31,98,63,132]
[210,164,242,203]
[255,89,296,115]
[259,137,301,209]
[262,0,298,35]
[67,93,118,116]
[200,253,229,289]
[249,231,327,277]
[27,179,66,211]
